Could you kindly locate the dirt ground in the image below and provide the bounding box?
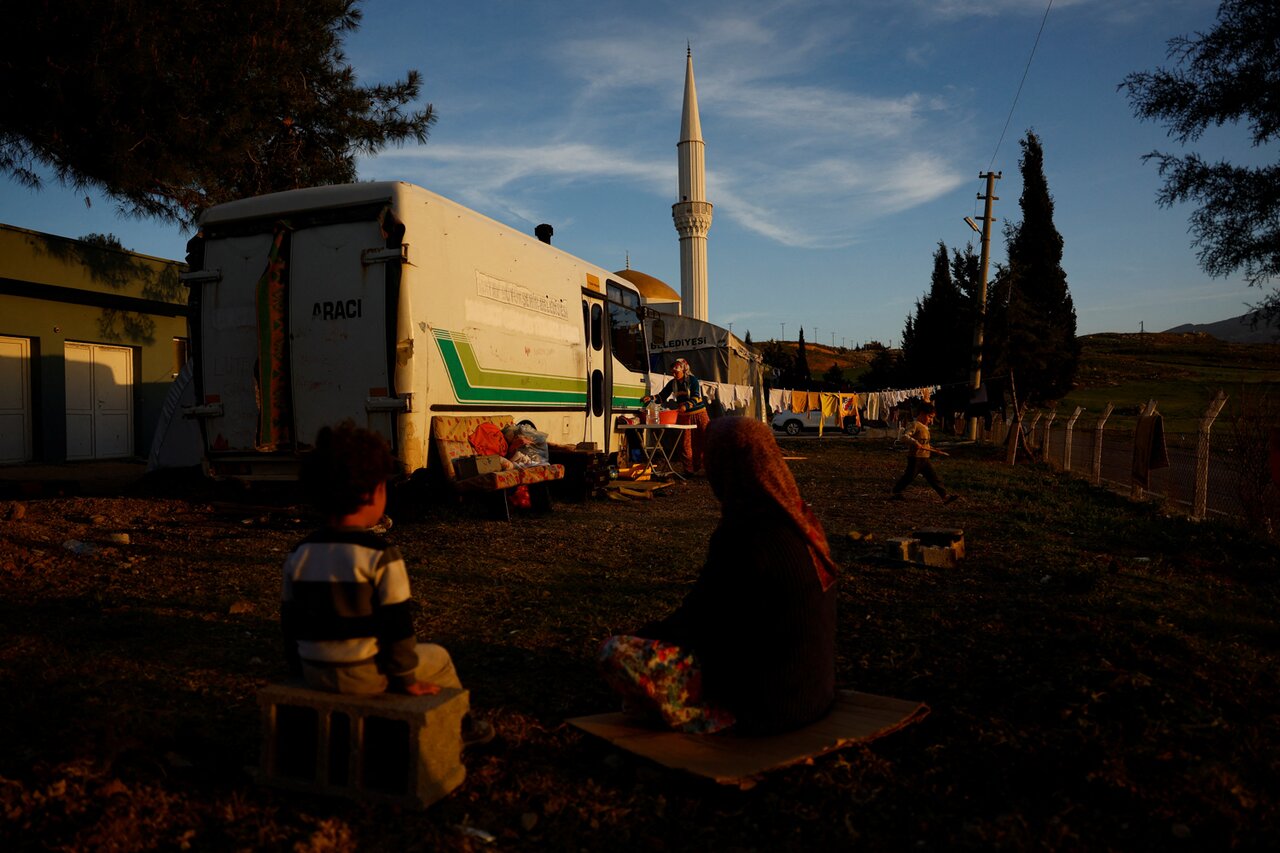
[1,435,1277,851]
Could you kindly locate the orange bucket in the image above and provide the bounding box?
[658,409,679,425]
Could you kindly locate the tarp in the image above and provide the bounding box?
[646,314,766,421]
[147,360,204,471]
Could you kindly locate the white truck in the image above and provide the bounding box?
[180,181,651,478]
[770,408,862,436]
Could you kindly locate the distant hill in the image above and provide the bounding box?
[764,340,879,381]
[1162,313,1277,343]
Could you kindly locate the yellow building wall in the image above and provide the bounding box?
[0,224,189,463]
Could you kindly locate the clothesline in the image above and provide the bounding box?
[769,373,1012,416]
[697,379,754,411]
[768,387,938,420]
[649,372,756,413]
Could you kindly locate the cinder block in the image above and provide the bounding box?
[885,537,919,562]
[914,527,964,560]
[258,683,468,808]
[919,544,957,568]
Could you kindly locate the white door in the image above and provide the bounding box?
[0,336,33,463]
[198,232,276,452]
[288,221,392,446]
[65,342,134,460]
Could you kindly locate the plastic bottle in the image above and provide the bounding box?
[646,400,659,424]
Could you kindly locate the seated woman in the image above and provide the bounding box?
[597,416,839,735]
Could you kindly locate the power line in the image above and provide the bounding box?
[988,0,1055,170]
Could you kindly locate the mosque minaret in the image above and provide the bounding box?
[672,47,712,321]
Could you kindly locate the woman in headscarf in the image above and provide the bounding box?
[597,416,839,734]
[643,357,710,475]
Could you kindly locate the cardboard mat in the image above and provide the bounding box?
[568,690,928,787]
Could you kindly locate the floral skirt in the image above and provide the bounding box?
[596,635,735,734]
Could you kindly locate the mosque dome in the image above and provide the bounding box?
[614,268,680,304]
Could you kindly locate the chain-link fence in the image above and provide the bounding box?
[976,392,1278,530]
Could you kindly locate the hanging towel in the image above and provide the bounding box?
[841,393,861,427]
[1131,414,1170,488]
[817,393,841,437]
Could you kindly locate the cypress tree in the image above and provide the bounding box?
[900,241,968,386]
[1001,131,1079,404]
[795,327,812,387]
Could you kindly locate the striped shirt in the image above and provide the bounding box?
[281,527,419,690]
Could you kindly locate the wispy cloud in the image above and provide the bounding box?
[367,142,670,225]
[921,0,1095,19]
[369,1,973,248]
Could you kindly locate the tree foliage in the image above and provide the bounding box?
[756,340,794,387]
[860,346,903,391]
[899,241,978,387]
[0,0,434,226]
[78,233,125,251]
[1121,0,1280,325]
[998,131,1079,404]
[794,327,812,386]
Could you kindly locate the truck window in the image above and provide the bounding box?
[590,303,604,351]
[605,281,646,374]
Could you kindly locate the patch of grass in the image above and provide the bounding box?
[1061,333,1280,432]
[1,444,1278,850]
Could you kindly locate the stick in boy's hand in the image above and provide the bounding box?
[405,682,442,696]
[923,446,950,457]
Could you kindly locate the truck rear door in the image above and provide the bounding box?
[288,221,394,447]
[197,232,276,452]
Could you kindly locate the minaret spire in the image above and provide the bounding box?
[673,46,712,320]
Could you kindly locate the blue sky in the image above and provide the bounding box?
[2,0,1268,347]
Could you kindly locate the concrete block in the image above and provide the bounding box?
[258,683,468,808]
[885,537,919,562]
[919,544,958,568]
[914,527,964,560]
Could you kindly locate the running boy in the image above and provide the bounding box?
[891,402,957,503]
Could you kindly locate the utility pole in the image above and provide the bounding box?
[781,322,786,341]
[966,171,1001,440]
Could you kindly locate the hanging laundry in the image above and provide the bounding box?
[1132,414,1170,488]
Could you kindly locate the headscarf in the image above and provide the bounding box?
[704,417,838,591]
[672,358,692,376]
